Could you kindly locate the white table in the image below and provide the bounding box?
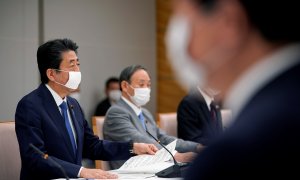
[54,177,182,180]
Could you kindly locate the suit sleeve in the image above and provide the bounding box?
[136,109,197,152]
[154,124,199,153]
[71,98,131,161]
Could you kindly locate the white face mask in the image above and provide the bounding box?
[165,15,207,90]
[128,85,151,107]
[53,69,82,90]
[108,89,121,102]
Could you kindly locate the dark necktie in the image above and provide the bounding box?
[138,112,146,130]
[60,102,77,154]
[210,102,218,125]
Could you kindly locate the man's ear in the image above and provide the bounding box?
[121,81,128,92]
[46,69,55,82]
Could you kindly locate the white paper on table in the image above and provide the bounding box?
[114,140,177,174]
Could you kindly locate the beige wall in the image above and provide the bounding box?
[156,0,186,113]
[0,0,39,121]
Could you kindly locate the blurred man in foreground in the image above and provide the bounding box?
[166,0,300,179]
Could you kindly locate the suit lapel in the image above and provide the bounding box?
[118,99,147,133]
[195,90,212,125]
[39,84,76,159]
[194,89,221,135]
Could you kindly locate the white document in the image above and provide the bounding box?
[113,140,177,174]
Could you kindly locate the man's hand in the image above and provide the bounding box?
[133,143,158,155]
[174,152,197,162]
[80,168,118,179]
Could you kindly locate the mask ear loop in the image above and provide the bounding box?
[53,69,69,73]
[126,82,135,97]
[51,69,69,87]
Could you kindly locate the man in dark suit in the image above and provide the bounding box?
[94,77,121,116]
[15,38,157,180]
[166,0,300,179]
[177,87,223,145]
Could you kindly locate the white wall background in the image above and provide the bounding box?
[0,0,156,123]
[0,0,39,121]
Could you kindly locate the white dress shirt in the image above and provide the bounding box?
[121,96,142,116]
[45,84,77,140]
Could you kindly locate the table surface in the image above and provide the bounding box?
[54,175,182,180]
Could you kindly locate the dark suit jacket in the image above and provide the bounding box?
[185,62,300,179]
[94,98,111,116]
[15,84,131,180]
[177,89,223,145]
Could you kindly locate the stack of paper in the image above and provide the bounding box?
[112,140,177,174]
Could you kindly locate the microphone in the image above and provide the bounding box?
[29,143,70,180]
[145,130,189,178]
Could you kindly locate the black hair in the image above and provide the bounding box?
[193,0,300,43]
[105,77,119,89]
[37,38,78,84]
[119,65,148,91]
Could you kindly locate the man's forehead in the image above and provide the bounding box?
[131,77,151,83]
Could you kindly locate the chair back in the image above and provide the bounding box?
[0,122,21,180]
[157,113,177,137]
[92,116,110,170]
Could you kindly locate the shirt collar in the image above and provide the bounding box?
[198,87,214,110]
[45,84,67,107]
[121,96,142,116]
[224,43,300,123]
